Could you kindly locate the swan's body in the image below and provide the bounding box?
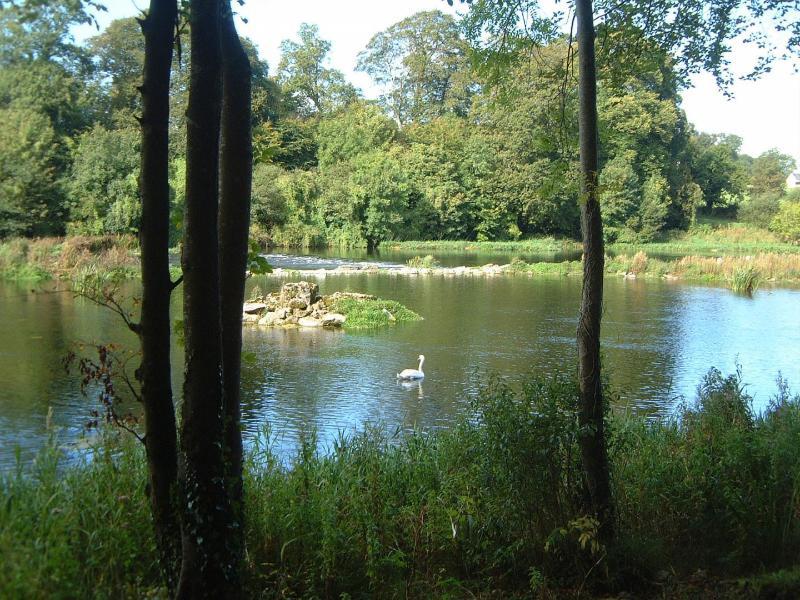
[397,354,425,380]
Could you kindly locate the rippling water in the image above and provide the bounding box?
[1,254,798,468]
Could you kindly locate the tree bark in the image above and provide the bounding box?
[218,1,252,581]
[137,0,180,587]
[176,0,235,596]
[575,0,613,541]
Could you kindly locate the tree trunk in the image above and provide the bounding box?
[218,1,252,582]
[137,0,180,587]
[575,0,613,541]
[176,0,235,596]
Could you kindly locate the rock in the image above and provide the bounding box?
[280,281,319,307]
[298,317,323,327]
[258,312,285,326]
[288,298,308,310]
[243,302,267,314]
[242,313,260,324]
[321,313,346,327]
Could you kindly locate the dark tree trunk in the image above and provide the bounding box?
[176,0,235,596]
[137,0,180,587]
[218,1,252,581]
[575,0,613,541]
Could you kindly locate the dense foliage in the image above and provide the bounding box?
[0,3,797,246]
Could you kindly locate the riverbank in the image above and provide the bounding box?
[2,370,799,598]
[3,235,800,291]
[262,252,800,293]
[0,235,139,282]
[389,222,800,256]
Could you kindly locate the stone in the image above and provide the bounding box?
[322,313,346,327]
[279,281,319,307]
[298,317,323,327]
[242,313,260,324]
[288,298,308,310]
[258,312,285,326]
[243,302,267,314]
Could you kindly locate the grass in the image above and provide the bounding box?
[405,254,440,268]
[0,236,140,282]
[507,252,800,289]
[2,370,800,598]
[730,266,761,295]
[329,296,423,329]
[388,222,800,258]
[389,238,580,254]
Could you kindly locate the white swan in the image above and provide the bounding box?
[397,354,425,380]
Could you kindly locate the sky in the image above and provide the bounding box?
[77,0,800,168]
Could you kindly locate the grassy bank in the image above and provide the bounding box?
[509,251,800,288]
[391,222,800,257]
[0,236,140,282]
[2,370,799,598]
[389,237,580,255]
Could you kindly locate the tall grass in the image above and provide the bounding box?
[730,266,761,295]
[2,371,799,597]
[0,236,140,282]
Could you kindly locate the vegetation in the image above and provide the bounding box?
[330,296,422,329]
[405,254,440,268]
[3,370,800,598]
[0,236,139,281]
[1,3,797,249]
[509,252,800,289]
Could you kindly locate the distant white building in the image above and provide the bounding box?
[788,171,800,189]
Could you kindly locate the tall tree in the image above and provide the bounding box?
[356,10,474,126]
[136,0,180,589]
[278,23,359,116]
[176,0,233,595]
[574,0,613,540]
[218,0,253,577]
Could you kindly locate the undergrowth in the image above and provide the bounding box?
[1,370,799,598]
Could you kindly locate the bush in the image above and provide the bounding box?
[770,199,800,243]
[738,193,782,228]
[406,254,439,268]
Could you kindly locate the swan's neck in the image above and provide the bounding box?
[418,356,425,372]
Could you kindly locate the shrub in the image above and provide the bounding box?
[738,193,782,228]
[770,200,800,243]
[405,254,439,268]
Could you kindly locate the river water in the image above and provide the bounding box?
[1,252,798,469]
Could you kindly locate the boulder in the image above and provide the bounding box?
[258,312,285,326]
[298,316,323,327]
[280,281,319,307]
[321,313,346,327]
[243,302,267,314]
[242,313,261,324]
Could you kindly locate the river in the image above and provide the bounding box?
[1,252,798,469]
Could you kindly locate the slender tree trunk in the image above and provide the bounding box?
[137,0,180,587]
[218,1,252,581]
[575,0,613,541]
[176,0,235,596]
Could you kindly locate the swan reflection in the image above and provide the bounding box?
[397,378,424,398]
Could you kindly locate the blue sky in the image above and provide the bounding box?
[77,0,800,167]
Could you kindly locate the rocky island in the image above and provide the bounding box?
[242,281,422,330]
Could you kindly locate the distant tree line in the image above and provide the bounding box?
[0,5,797,245]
